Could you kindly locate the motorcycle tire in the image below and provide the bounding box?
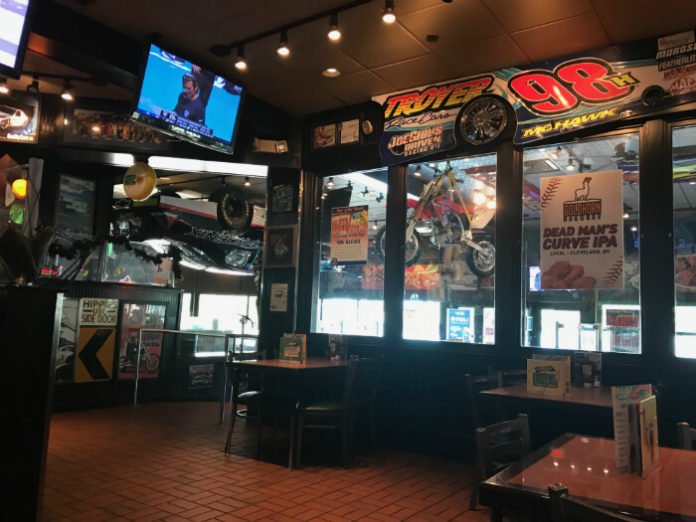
[209,187,253,233]
[375,225,422,267]
[465,233,496,278]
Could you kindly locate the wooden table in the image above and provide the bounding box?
[479,433,696,521]
[480,383,613,409]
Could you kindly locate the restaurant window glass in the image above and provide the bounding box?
[522,133,641,353]
[312,169,387,337]
[673,124,696,358]
[402,155,496,343]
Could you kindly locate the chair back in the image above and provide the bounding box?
[493,368,527,387]
[548,484,640,521]
[465,372,502,429]
[344,357,382,408]
[677,422,696,450]
[475,413,531,479]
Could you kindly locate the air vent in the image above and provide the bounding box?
[426,34,439,43]
[523,159,559,174]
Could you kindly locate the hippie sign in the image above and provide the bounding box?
[374,29,696,166]
[539,171,624,290]
[330,205,369,264]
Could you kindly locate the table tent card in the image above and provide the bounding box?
[571,351,602,387]
[526,355,571,398]
[611,384,659,475]
[279,333,306,363]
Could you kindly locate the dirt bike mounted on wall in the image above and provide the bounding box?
[375,165,496,278]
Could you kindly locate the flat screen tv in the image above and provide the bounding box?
[131,43,244,154]
[0,0,35,78]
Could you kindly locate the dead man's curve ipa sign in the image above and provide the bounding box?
[540,171,624,290]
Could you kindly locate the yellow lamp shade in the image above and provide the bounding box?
[11,178,27,199]
[123,162,157,201]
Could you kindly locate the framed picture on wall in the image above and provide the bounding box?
[55,175,95,238]
[264,226,297,268]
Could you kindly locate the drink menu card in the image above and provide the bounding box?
[279,333,306,362]
[612,384,658,475]
[526,355,571,398]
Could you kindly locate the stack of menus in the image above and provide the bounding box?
[611,384,659,476]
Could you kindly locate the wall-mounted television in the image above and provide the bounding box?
[0,0,35,78]
[131,43,244,155]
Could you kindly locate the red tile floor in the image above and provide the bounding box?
[42,402,490,521]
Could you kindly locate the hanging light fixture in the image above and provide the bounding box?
[376,192,384,203]
[327,12,341,42]
[347,180,352,189]
[361,186,369,197]
[244,177,251,187]
[60,79,74,102]
[234,45,248,71]
[414,166,422,177]
[382,0,396,24]
[277,30,290,58]
[326,177,335,189]
[0,77,8,95]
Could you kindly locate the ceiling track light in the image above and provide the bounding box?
[234,44,247,71]
[277,30,290,58]
[326,176,335,189]
[0,77,8,95]
[327,12,341,42]
[382,0,396,24]
[244,176,251,187]
[60,79,74,102]
[414,166,422,177]
[26,74,39,94]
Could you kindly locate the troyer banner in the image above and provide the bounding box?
[330,205,369,264]
[540,171,624,290]
[374,29,696,166]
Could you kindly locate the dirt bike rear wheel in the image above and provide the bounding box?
[144,353,160,373]
[375,225,422,267]
[465,233,495,278]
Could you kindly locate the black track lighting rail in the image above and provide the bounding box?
[210,0,371,57]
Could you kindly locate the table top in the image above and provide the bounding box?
[231,358,349,370]
[482,433,696,520]
[480,383,613,409]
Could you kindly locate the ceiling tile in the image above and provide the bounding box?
[398,0,505,50]
[592,0,696,44]
[481,0,594,33]
[258,81,345,115]
[435,34,528,77]
[372,55,457,90]
[336,3,430,68]
[511,13,609,63]
[275,40,366,78]
[317,70,394,105]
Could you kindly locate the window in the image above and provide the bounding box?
[673,124,696,358]
[312,169,387,336]
[402,155,496,343]
[180,293,258,356]
[522,133,641,353]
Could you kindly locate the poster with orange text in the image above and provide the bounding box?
[540,170,624,290]
[330,205,369,264]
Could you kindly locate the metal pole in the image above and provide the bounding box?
[219,334,230,424]
[133,328,143,406]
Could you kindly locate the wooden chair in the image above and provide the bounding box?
[677,422,696,450]
[548,483,640,521]
[493,368,527,387]
[471,414,531,519]
[295,357,376,468]
[223,364,262,454]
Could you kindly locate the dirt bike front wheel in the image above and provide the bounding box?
[144,353,160,373]
[466,234,496,278]
[375,225,422,267]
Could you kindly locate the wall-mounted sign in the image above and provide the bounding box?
[312,123,336,149]
[339,119,360,145]
[330,205,368,264]
[0,92,39,144]
[188,364,214,390]
[270,283,288,312]
[539,171,624,290]
[374,29,696,166]
[79,298,118,326]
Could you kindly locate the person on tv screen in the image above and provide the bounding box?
[173,73,206,124]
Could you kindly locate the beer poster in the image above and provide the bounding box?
[330,205,369,264]
[539,171,624,290]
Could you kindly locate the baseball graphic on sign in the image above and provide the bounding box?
[539,171,624,290]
